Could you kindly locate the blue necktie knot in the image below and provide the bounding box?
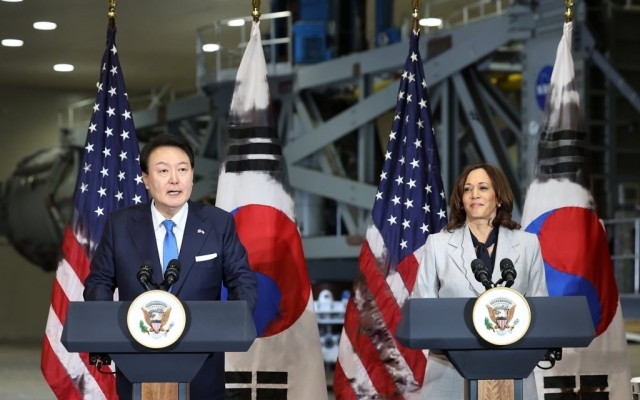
[162,219,175,232]
[162,220,179,273]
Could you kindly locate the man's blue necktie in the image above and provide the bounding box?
[162,220,179,273]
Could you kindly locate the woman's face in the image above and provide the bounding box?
[462,168,498,223]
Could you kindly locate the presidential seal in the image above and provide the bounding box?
[127,290,186,349]
[472,287,531,346]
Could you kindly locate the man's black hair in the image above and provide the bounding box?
[139,133,195,174]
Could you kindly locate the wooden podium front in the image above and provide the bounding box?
[478,380,514,400]
[140,383,189,400]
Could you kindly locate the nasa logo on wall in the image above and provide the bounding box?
[127,290,187,349]
[535,65,554,111]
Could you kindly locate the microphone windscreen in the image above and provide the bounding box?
[500,258,514,270]
[168,259,181,270]
[471,258,485,271]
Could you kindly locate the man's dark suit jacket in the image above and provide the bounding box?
[84,201,257,400]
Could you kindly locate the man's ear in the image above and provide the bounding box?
[142,172,149,189]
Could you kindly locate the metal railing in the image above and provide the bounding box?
[603,217,640,295]
[195,11,294,88]
[191,1,525,89]
[443,0,515,28]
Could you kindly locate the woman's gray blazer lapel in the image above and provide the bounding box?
[491,227,522,285]
[446,226,486,295]
[446,225,525,295]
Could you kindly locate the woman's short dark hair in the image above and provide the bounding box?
[139,133,195,174]
[445,163,520,231]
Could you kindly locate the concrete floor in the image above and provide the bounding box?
[4,342,640,400]
[0,343,53,400]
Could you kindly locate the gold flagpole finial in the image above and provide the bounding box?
[252,0,261,22]
[108,0,116,26]
[565,0,574,22]
[412,0,420,30]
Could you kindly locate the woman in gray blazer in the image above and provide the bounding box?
[412,163,548,400]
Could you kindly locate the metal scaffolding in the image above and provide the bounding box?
[59,1,640,299]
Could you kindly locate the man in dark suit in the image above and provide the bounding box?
[84,133,257,400]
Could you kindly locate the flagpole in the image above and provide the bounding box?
[412,0,420,31]
[252,0,261,22]
[564,0,573,22]
[108,0,116,27]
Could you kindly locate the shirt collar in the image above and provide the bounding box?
[150,200,189,231]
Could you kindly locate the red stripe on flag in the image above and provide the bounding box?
[62,227,90,283]
[41,337,83,400]
[333,361,358,400]
[50,278,69,327]
[42,227,118,400]
[80,351,117,400]
[396,254,419,294]
[342,298,399,397]
[358,242,427,386]
[46,324,117,399]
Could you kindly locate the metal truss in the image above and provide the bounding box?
[60,5,537,263]
[282,4,534,257]
[65,4,640,270]
[54,1,640,318]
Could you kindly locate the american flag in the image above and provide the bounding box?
[334,29,447,399]
[41,26,148,400]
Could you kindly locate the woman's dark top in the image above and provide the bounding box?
[469,225,499,275]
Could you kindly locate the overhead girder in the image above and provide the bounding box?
[64,5,640,265]
[58,18,640,336]
[60,5,537,261]
[284,5,535,242]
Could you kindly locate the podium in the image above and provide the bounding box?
[396,296,595,400]
[62,300,256,400]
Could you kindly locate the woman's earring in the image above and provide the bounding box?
[498,204,502,207]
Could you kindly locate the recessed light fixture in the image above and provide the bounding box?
[1,39,24,47]
[53,64,74,72]
[419,18,443,27]
[1,0,24,3]
[33,21,57,30]
[227,19,245,27]
[202,43,220,52]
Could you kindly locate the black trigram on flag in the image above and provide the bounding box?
[224,127,282,173]
[536,129,588,183]
[225,371,288,400]
[544,374,610,400]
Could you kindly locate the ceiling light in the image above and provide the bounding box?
[1,39,23,47]
[33,22,57,30]
[53,64,74,72]
[419,18,443,27]
[1,0,24,2]
[227,19,245,27]
[202,43,220,52]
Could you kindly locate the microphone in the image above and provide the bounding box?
[137,260,155,292]
[471,259,493,291]
[160,259,181,291]
[499,258,517,288]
